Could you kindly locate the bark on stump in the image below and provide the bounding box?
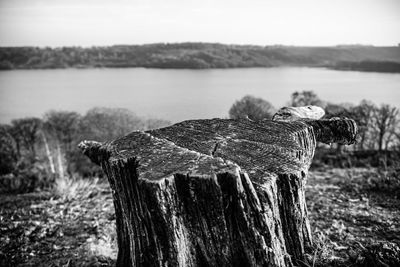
[79,118,357,267]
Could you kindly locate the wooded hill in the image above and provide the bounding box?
[1,43,400,72]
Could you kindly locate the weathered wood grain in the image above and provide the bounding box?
[272,106,326,122]
[79,118,357,267]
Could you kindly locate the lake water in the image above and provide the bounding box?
[0,67,399,123]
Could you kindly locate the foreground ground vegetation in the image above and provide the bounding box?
[1,168,399,266]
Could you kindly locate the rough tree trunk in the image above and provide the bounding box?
[79,118,357,267]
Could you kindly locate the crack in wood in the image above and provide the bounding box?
[211,142,220,156]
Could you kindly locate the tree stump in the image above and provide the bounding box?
[79,118,357,267]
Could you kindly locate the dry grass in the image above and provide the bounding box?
[85,223,117,260]
[1,167,399,266]
[53,176,101,201]
[305,167,400,266]
[0,177,117,266]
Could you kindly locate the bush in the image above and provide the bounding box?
[229,95,275,121]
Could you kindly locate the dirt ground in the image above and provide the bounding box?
[1,168,399,266]
[306,168,400,266]
[0,181,117,267]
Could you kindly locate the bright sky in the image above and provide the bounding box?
[0,0,399,47]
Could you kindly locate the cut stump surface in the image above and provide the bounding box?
[79,118,357,267]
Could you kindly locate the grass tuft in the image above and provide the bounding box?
[86,223,118,260]
[53,176,100,200]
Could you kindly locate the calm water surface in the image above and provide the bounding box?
[0,67,399,123]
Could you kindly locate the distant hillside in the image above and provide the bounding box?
[1,43,399,72]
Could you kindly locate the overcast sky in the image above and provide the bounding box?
[0,0,399,47]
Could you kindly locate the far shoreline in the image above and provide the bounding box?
[1,43,399,73]
[1,65,400,74]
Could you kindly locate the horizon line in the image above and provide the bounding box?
[1,42,399,49]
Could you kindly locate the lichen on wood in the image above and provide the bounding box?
[79,118,357,267]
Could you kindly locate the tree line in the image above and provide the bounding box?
[1,43,399,72]
[229,91,400,152]
[0,108,171,181]
[333,60,400,73]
